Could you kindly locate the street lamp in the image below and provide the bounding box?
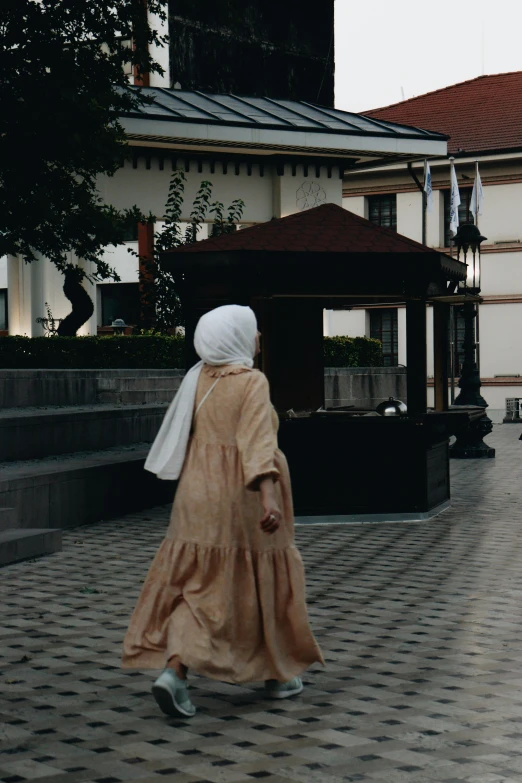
[111,318,128,335]
[450,222,495,458]
[456,222,485,294]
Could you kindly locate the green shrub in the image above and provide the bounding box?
[0,334,381,369]
[0,335,186,369]
[323,336,383,368]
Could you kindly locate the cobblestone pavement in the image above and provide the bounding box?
[2,425,522,783]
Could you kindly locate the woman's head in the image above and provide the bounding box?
[194,305,258,367]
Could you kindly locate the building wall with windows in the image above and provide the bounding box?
[335,154,522,420]
[167,0,335,105]
[7,158,343,338]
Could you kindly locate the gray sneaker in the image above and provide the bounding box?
[152,669,196,718]
[265,676,304,699]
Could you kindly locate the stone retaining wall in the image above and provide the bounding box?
[0,369,185,408]
[325,366,407,409]
[0,367,406,410]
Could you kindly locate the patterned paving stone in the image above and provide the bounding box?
[2,425,522,782]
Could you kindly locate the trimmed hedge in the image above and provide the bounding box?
[0,336,186,369]
[0,334,382,369]
[323,336,383,368]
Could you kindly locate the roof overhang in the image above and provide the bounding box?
[162,249,466,304]
[121,116,448,171]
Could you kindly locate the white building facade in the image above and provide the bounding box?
[331,74,522,422]
[2,65,447,342]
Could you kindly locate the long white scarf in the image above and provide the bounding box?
[144,305,257,480]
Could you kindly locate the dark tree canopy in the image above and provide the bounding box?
[0,0,167,280]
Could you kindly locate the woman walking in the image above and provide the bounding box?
[122,304,323,717]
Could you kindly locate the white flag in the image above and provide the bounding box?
[470,168,484,219]
[449,164,461,237]
[424,162,433,213]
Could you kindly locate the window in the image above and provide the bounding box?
[100,283,139,326]
[368,194,397,231]
[122,222,139,242]
[370,308,398,366]
[0,289,7,331]
[443,188,473,247]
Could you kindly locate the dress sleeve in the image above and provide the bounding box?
[236,371,280,491]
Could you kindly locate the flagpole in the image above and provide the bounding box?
[422,159,427,245]
[474,160,480,231]
[449,156,456,404]
[448,156,455,258]
[449,305,455,405]
[474,159,481,377]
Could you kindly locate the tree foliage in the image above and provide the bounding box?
[139,169,245,333]
[0,0,167,281]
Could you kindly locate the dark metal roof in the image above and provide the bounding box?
[124,87,449,142]
[162,204,466,301]
[164,202,460,265]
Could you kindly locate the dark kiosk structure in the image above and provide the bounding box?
[163,203,469,520]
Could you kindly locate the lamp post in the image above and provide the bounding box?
[450,222,495,458]
[111,318,128,335]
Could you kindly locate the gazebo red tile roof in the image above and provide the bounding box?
[169,202,439,255]
[362,71,522,155]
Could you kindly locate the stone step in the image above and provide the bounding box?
[0,445,175,531]
[0,369,184,408]
[0,508,16,532]
[96,376,183,392]
[0,403,168,462]
[97,388,178,405]
[0,528,62,566]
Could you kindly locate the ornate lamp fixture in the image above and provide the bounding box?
[455,223,486,293]
[111,318,128,335]
[451,222,495,458]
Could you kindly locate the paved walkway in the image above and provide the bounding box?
[2,425,522,783]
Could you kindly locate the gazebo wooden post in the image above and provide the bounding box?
[406,299,428,415]
[433,302,450,411]
[137,221,155,329]
[256,297,324,412]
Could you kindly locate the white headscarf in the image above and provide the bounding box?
[144,305,257,480]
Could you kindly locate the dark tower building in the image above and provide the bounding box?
[168,0,335,106]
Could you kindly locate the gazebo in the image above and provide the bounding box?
[163,203,469,520]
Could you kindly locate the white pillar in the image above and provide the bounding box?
[7,255,34,336]
[323,309,333,337]
[31,256,46,336]
[148,7,170,88]
[7,256,21,335]
[30,254,75,337]
[7,252,99,337]
[77,258,98,336]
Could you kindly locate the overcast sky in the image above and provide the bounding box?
[334,0,522,113]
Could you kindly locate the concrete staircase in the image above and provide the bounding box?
[96,374,183,405]
[0,369,185,408]
[0,370,183,566]
[0,403,170,461]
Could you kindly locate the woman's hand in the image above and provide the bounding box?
[260,504,281,534]
[259,477,281,535]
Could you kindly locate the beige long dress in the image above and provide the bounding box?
[122,364,324,683]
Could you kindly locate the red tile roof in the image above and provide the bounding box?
[167,203,439,255]
[363,71,522,155]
